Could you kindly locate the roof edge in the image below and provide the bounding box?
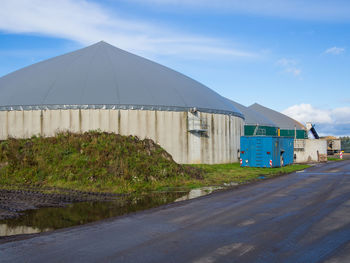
[244,123,278,128]
[0,104,245,119]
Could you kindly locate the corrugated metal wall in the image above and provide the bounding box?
[244,125,278,136]
[280,129,307,139]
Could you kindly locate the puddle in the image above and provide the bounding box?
[0,224,51,236]
[175,186,223,202]
[327,169,340,173]
[0,187,222,237]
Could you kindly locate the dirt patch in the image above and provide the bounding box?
[0,187,121,220]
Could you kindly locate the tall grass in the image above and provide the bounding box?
[0,132,201,192]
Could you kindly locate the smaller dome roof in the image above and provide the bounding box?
[230,101,277,127]
[249,103,306,130]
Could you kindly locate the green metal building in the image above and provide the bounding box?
[230,101,278,136]
[249,103,308,139]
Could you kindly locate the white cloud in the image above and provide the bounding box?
[276,58,302,77]
[282,103,350,136]
[0,0,256,60]
[125,0,350,21]
[332,107,350,123]
[325,47,345,55]
[285,68,301,76]
[277,58,296,67]
[282,104,332,123]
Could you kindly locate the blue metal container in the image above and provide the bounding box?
[240,136,294,168]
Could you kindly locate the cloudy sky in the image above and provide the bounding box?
[0,0,349,136]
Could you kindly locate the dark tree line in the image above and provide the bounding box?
[340,137,350,153]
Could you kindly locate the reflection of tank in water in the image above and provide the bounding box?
[322,136,342,155]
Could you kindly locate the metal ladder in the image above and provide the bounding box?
[255,138,263,166]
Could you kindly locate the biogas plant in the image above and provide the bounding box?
[0,41,337,166]
[0,41,244,164]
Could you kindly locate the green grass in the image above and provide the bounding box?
[327,156,344,162]
[0,132,309,193]
[189,163,309,187]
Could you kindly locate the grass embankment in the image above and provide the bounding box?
[0,132,309,193]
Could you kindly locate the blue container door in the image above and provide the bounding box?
[261,137,272,168]
[280,137,294,166]
[271,137,281,167]
[240,136,258,167]
[240,137,248,167]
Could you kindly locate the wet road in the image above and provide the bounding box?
[1,161,350,263]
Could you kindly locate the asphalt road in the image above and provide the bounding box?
[1,161,350,263]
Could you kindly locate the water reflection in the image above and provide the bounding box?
[0,187,222,237]
[175,186,222,202]
[0,224,51,236]
[0,192,186,236]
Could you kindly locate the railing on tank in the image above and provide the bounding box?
[187,109,208,134]
[294,139,305,152]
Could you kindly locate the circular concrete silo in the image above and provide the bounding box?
[0,41,244,164]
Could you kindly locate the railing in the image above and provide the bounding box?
[188,113,208,133]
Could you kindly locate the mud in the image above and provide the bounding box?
[0,187,121,220]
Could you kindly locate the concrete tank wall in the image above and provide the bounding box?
[0,109,243,164]
[294,139,327,163]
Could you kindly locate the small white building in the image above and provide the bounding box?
[294,139,327,163]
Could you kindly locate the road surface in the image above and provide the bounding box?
[1,161,350,263]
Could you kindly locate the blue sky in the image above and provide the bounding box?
[0,0,349,136]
